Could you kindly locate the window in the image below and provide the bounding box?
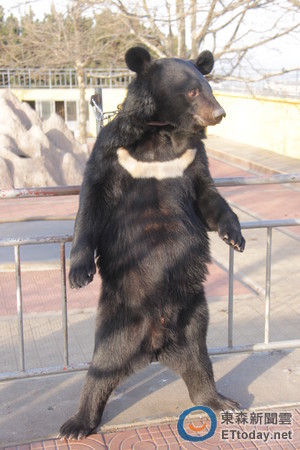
[40,101,52,120]
[25,100,36,110]
[35,99,89,124]
[55,101,65,120]
[66,101,77,121]
[85,101,89,121]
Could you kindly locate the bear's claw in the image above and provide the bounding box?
[69,262,96,289]
[218,224,246,253]
[59,415,94,440]
[223,235,246,252]
[207,393,241,412]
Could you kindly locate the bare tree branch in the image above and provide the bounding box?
[1,0,299,88]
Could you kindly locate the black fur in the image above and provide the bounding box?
[59,47,245,440]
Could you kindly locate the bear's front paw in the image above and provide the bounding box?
[69,255,96,289]
[58,415,94,440]
[218,222,245,253]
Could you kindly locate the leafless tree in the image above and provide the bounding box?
[107,0,300,81]
[25,0,131,143]
[0,0,134,143]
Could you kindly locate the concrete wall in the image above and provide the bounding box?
[102,88,127,114]
[210,91,300,160]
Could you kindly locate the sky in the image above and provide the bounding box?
[1,0,299,75]
[0,0,64,19]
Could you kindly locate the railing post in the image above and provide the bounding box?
[264,227,272,344]
[60,243,69,367]
[228,245,234,348]
[14,245,25,372]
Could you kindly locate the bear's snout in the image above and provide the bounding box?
[193,93,226,127]
[213,106,226,123]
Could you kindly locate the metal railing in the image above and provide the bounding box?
[211,71,300,100]
[1,67,299,99]
[0,68,132,89]
[0,173,300,381]
[211,219,300,357]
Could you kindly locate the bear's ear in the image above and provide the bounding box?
[194,50,214,75]
[125,47,152,73]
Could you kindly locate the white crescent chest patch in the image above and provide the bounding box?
[117,147,197,180]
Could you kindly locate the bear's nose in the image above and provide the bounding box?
[213,107,226,122]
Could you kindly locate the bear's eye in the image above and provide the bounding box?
[188,88,200,98]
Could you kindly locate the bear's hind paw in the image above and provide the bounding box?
[207,393,240,413]
[58,415,94,440]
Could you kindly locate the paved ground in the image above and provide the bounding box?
[206,135,300,175]
[0,136,300,449]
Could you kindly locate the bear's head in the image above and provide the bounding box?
[124,47,225,131]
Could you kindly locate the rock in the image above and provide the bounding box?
[61,152,86,185]
[0,90,88,189]
[0,157,14,189]
[43,113,86,156]
[21,125,50,158]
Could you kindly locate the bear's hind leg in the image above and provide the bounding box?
[179,349,240,412]
[58,363,120,440]
[59,297,151,440]
[159,290,239,412]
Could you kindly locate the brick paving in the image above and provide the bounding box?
[208,158,300,237]
[206,135,300,176]
[0,260,251,317]
[1,408,299,449]
[0,196,79,223]
[0,261,254,373]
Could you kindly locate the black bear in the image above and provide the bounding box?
[59,47,245,440]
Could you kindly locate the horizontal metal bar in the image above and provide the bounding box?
[214,173,300,187]
[5,216,296,228]
[1,173,299,199]
[0,220,298,249]
[0,235,72,247]
[209,339,300,356]
[0,186,80,199]
[241,218,300,229]
[0,362,90,382]
[2,337,300,381]
[0,216,76,224]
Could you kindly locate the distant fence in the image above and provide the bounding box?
[0,173,299,381]
[1,67,299,99]
[0,68,133,89]
[211,73,300,100]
